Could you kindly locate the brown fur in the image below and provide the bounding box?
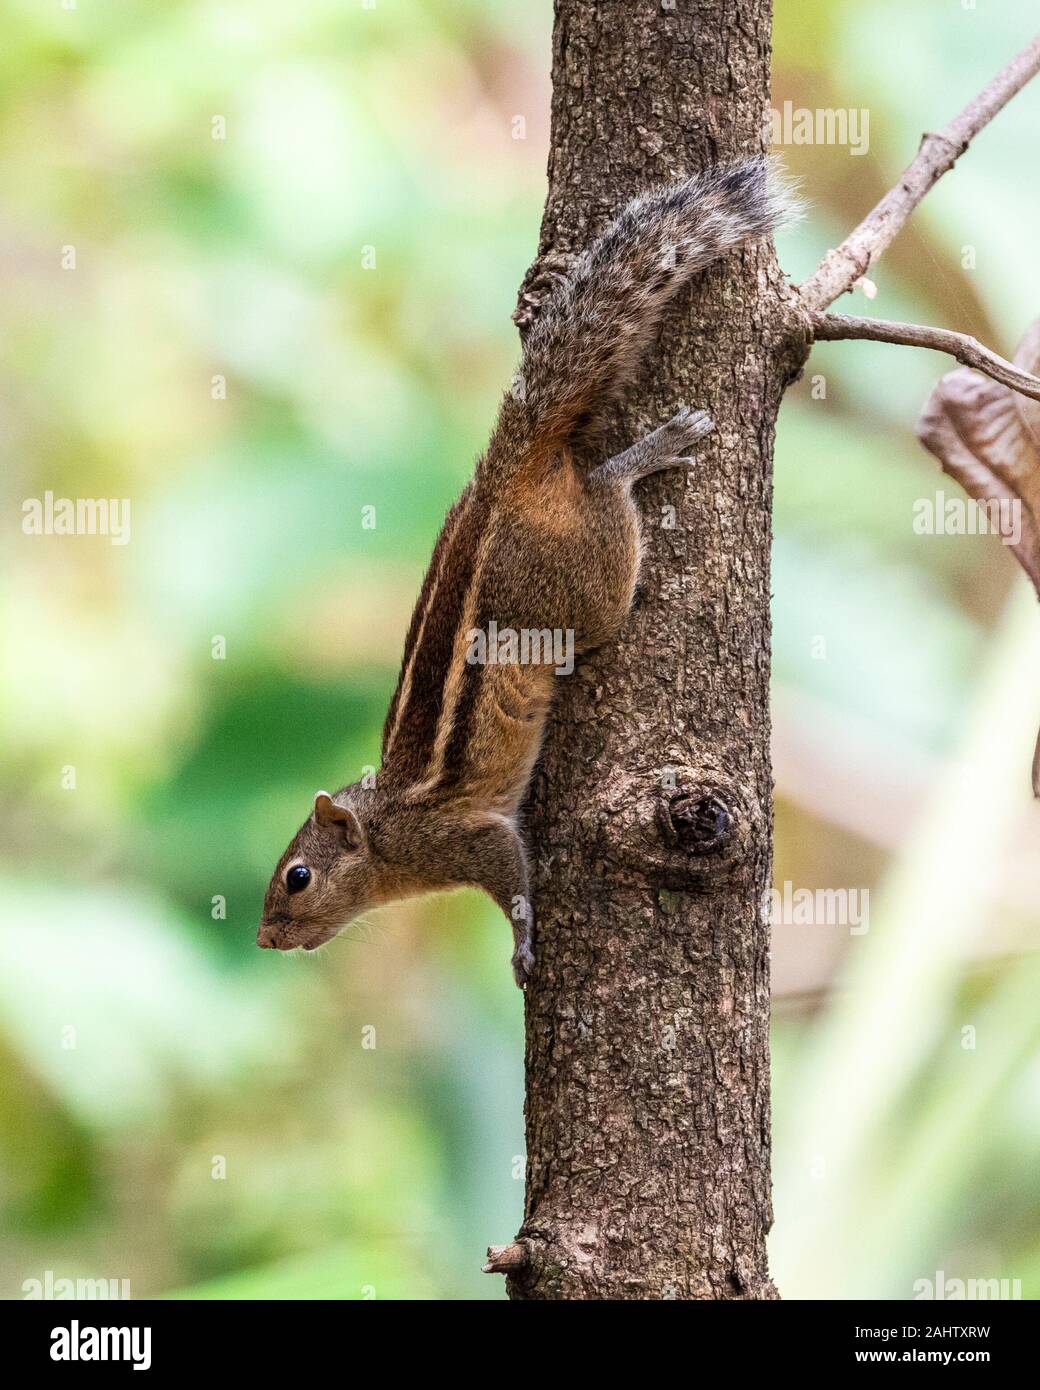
[258,157,795,986]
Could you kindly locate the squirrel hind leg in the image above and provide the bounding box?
[591,406,714,488]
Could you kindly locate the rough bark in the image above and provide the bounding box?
[502,0,809,1301]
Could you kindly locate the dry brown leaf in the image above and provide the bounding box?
[917,318,1040,795]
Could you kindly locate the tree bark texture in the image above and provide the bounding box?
[509,0,809,1301]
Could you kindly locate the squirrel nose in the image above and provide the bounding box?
[257,921,280,949]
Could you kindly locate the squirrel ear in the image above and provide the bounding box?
[312,791,363,848]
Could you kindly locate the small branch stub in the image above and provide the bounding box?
[482,1241,529,1276]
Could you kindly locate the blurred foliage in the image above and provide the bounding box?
[0,0,1038,1300]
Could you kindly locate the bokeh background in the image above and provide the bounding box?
[2,0,1038,1300]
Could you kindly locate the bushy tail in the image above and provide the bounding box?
[519,156,798,450]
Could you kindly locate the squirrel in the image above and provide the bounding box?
[258,156,794,986]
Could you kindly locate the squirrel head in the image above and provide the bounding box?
[257,787,377,952]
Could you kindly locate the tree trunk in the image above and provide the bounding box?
[507,0,808,1300]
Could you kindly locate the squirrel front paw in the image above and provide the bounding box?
[511,938,536,989]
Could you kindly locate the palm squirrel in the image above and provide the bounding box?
[258,156,793,985]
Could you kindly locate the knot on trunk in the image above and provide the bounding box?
[585,764,757,889]
[654,775,751,886]
[665,791,733,854]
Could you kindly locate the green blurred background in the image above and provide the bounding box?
[2,0,1038,1300]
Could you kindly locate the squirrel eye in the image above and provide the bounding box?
[286,864,312,894]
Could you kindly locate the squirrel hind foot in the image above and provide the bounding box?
[592,406,715,487]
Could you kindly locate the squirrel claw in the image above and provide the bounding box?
[511,940,536,988]
[655,407,714,469]
[665,406,714,451]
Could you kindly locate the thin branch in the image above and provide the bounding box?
[811,312,1040,403]
[799,33,1040,311]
